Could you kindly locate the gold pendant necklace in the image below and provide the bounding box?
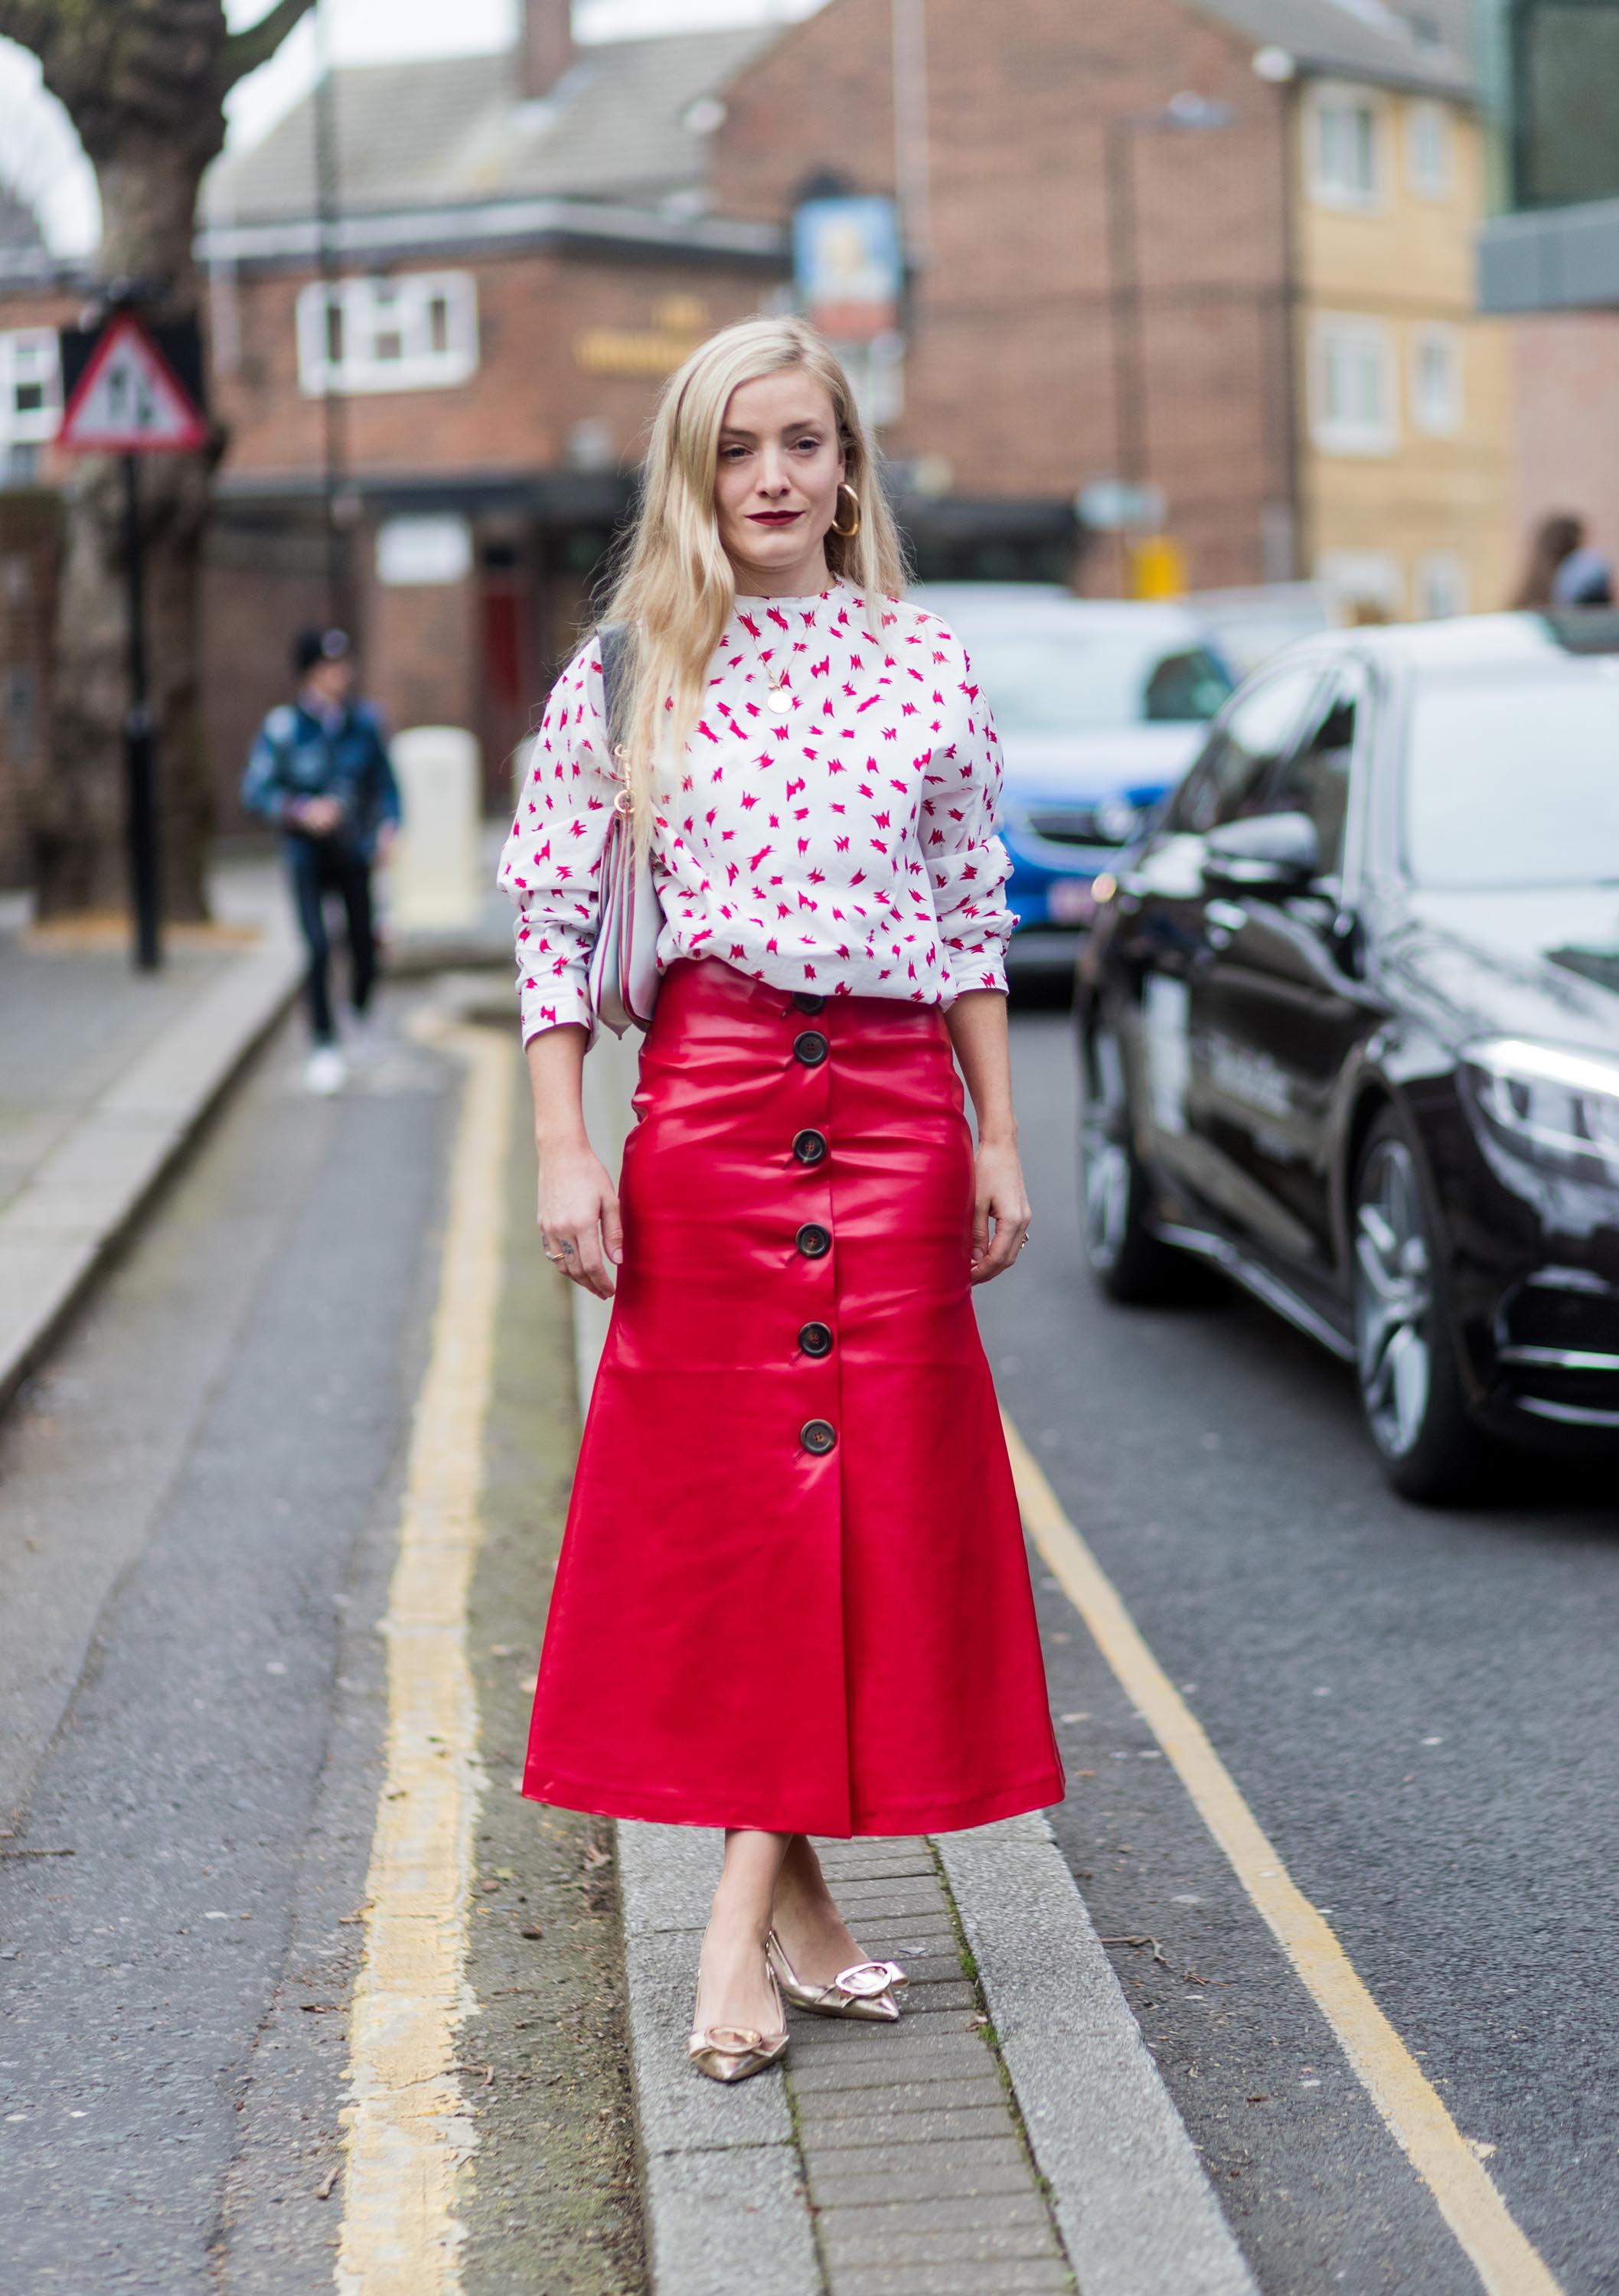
[763,660,792,716]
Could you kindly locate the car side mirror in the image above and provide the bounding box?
[1202,811,1320,899]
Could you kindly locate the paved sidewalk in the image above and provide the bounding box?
[0,830,524,1415]
[574,1029,1259,2296]
[0,863,302,1407]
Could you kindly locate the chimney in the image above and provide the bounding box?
[521,0,574,99]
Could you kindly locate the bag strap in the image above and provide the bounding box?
[597,621,634,768]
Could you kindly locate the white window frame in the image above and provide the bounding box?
[1409,324,1464,436]
[295,272,478,397]
[1306,81,1387,212]
[1405,99,1454,199]
[1415,550,1467,620]
[1311,316,1399,457]
[0,328,62,446]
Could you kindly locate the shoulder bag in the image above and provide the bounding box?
[586,622,664,1037]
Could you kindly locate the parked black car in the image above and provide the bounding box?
[1075,611,1619,1500]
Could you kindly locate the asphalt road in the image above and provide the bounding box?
[0,993,639,2296]
[7,981,1615,2296]
[981,1007,1619,2296]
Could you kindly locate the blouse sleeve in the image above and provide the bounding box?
[919,633,1015,1000]
[496,637,619,1043]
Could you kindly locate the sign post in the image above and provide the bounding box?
[57,310,209,972]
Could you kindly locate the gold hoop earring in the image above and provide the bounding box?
[830,482,861,540]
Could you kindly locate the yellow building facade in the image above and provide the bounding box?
[1294,78,1516,620]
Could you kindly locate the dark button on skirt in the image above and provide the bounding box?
[792,992,827,1013]
[793,1127,828,1166]
[793,1029,829,1067]
[798,1320,834,1358]
[795,1221,831,1259]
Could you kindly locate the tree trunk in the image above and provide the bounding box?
[1,0,319,923]
[39,439,217,918]
[31,130,218,922]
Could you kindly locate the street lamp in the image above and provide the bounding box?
[1103,93,1236,592]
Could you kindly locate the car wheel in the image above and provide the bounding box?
[1080,1022,1213,1303]
[1352,1110,1484,1503]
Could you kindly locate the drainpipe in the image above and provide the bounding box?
[1272,62,1307,581]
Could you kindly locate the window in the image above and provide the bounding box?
[1415,550,1467,619]
[1405,100,1453,197]
[295,272,478,396]
[1255,670,1363,876]
[1409,325,1462,435]
[1307,83,1385,210]
[964,628,1225,735]
[1311,318,1398,455]
[1170,666,1324,835]
[1143,648,1235,723]
[0,329,61,448]
[1405,668,1619,889]
[1317,549,1404,621]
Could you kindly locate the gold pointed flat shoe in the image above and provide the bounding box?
[688,1956,788,2082]
[687,2023,790,2082]
[766,1929,906,2022]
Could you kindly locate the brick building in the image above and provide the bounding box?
[1478,0,1619,599]
[196,5,787,816]
[0,0,1519,887]
[710,0,1512,617]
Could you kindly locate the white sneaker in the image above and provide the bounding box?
[345,1009,380,1066]
[305,1045,347,1097]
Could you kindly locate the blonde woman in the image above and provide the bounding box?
[499,317,1062,2082]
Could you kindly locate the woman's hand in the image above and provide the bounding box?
[970,1136,1031,1283]
[538,1141,622,1299]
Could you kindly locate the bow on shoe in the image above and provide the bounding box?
[833,1960,908,2000]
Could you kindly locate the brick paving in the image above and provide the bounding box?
[792,1838,1072,2296]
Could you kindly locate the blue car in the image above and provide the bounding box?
[911,587,1235,975]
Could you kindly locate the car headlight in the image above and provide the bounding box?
[1464,1038,1619,1179]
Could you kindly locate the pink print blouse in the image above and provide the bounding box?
[498,583,1015,1042]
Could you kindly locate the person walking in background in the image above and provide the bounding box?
[500,316,1062,2088]
[242,628,401,1097]
[1513,512,1616,609]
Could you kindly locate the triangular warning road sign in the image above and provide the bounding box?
[58,314,208,455]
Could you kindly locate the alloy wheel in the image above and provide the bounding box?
[1354,1137,1435,1459]
[1081,1029,1132,1272]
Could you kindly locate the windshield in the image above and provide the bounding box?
[964,630,1232,735]
[1405,669,1619,889]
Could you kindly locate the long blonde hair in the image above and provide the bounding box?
[597,316,909,838]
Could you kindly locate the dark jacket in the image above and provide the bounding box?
[241,699,402,861]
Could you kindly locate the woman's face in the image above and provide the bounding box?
[713,369,846,594]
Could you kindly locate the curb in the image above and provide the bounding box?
[566,1029,1258,2295]
[618,1824,822,2296]
[938,1815,1258,2296]
[0,936,304,1412]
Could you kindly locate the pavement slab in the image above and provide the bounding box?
[0,875,303,1409]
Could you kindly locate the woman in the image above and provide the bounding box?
[499,316,1062,2082]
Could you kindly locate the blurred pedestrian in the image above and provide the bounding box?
[500,316,1062,2089]
[242,628,401,1096]
[1513,512,1616,609]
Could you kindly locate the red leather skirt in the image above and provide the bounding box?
[523,958,1064,1837]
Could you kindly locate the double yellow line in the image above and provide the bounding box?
[335,1019,513,2296]
[322,1006,1560,2296]
[1002,1414,1563,2296]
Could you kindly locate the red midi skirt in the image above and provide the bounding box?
[523,957,1064,1837]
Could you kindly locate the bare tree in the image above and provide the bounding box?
[0,0,317,919]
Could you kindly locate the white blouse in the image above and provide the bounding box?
[498,582,1014,1042]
